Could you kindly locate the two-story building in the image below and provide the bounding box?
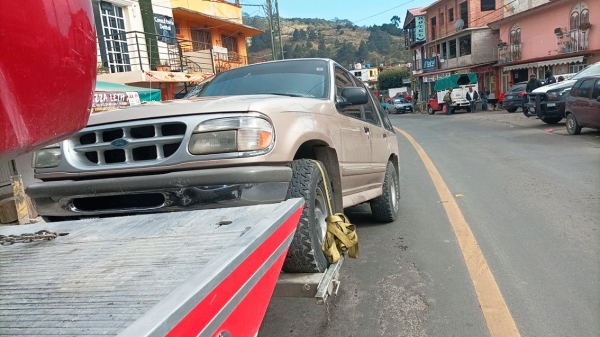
[350,63,380,89]
[407,0,505,101]
[489,0,599,92]
[403,8,427,102]
[94,0,262,99]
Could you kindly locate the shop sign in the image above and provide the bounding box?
[154,14,176,43]
[423,57,437,73]
[91,91,141,113]
[415,16,426,42]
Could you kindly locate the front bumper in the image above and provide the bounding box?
[28,166,292,218]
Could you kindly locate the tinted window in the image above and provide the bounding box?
[592,79,600,100]
[371,91,394,132]
[335,66,355,96]
[508,83,526,92]
[363,93,382,127]
[577,79,595,99]
[570,81,583,97]
[198,59,329,98]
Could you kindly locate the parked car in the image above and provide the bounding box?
[27,58,401,273]
[502,81,529,113]
[525,62,600,124]
[386,97,413,114]
[564,76,600,135]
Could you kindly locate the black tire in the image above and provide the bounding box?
[428,106,435,115]
[507,107,517,113]
[370,161,400,222]
[283,159,331,273]
[566,113,582,135]
[542,117,562,124]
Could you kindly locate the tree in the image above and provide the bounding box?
[356,41,368,62]
[367,28,392,54]
[308,29,318,40]
[292,29,300,41]
[334,42,357,65]
[377,68,410,91]
[306,41,314,49]
[391,15,401,27]
[283,43,294,59]
[248,31,272,52]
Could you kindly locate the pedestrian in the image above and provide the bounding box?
[472,88,479,111]
[499,91,505,110]
[443,88,453,115]
[480,87,490,111]
[545,69,557,85]
[558,76,565,82]
[526,74,543,93]
[414,91,419,102]
[466,87,476,113]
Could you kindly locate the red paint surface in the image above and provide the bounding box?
[166,205,303,337]
[0,0,96,161]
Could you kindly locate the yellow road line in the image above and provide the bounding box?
[394,126,520,337]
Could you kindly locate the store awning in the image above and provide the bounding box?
[502,56,584,71]
[96,81,161,102]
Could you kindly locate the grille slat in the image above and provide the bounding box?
[73,122,186,166]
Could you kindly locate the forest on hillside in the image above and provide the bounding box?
[242,14,411,67]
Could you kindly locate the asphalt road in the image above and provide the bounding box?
[259,110,600,337]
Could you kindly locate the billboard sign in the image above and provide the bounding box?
[415,16,426,42]
[423,57,437,73]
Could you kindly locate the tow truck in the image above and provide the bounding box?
[0,1,345,336]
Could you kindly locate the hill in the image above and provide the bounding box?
[242,14,412,68]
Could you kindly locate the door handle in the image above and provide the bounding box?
[364,126,370,133]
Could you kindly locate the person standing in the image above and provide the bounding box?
[466,87,476,113]
[545,69,557,85]
[414,91,419,102]
[480,87,490,111]
[526,74,543,93]
[443,88,453,115]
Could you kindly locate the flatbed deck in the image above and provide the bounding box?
[0,199,303,337]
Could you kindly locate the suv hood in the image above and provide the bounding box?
[532,79,576,93]
[88,95,328,126]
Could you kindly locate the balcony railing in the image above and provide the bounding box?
[96,31,261,75]
[557,29,589,55]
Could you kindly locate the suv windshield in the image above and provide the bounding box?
[195,59,330,99]
[572,62,600,80]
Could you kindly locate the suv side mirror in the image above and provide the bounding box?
[338,87,369,107]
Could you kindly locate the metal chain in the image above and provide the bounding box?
[0,230,68,246]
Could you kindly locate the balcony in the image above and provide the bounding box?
[556,29,589,55]
[96,31,264,82]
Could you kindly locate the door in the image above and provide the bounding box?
[334,67,372,195]
[575,79,595,125]
[586,79,600,128]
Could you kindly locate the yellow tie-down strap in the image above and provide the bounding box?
[310,160,358,263]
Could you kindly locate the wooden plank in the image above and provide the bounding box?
[0,198,17,224]
[10,175,30,225]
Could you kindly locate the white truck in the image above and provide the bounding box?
[427,73,479,114]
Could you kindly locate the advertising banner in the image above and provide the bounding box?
[415,16,426,42]
[154,14,176,43]
[423,57,437,73]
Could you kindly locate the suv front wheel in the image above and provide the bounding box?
[283,159,331,273]
[566,113,582,135]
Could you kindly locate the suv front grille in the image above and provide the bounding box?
[72,122,187,166]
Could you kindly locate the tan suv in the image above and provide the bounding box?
[28,59,400,273]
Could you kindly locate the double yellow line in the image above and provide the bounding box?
[395,126,521,337]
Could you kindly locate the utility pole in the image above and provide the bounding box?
[265,0,283,60]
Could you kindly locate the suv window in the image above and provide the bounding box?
[577,79,595,99]
[362,90,382,127]
[592,79,600,100]
[508,83,526,93]
[371,90,393,132]
[334,66,355,97]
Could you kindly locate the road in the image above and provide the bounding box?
[259,110,600,337]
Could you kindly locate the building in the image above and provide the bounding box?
[94,0,263,99]
[489,0,599,92]
[350,64,380,89]
[403,8,427,102]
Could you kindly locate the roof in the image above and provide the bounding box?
[423,0,446,11]
[409,7,426,16]
[172,7,263,37]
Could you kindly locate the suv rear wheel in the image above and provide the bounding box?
[566,113,582,135]
[283,159,331,273]
[370,161,400,222]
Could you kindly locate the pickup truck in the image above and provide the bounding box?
[427,73,479,114]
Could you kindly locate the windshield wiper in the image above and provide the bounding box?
[258,92,307,97]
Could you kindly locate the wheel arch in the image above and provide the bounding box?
[293,141,343,214]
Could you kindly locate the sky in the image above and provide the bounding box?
[240,0,437,27]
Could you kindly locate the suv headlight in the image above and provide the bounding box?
[33,143,62,168]
[189,117,274,155]
[546,91,561,100]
